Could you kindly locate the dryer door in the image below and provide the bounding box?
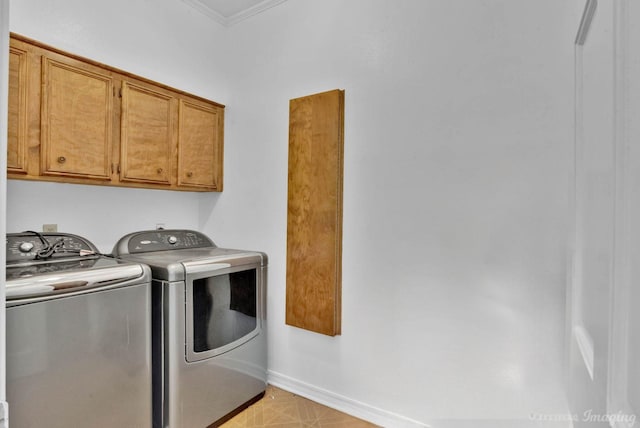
[184,262,262,362]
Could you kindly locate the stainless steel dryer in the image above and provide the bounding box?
[5,231,152,428]
[112,229,267,428]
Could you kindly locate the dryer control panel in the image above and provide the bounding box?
[119,230,215,254]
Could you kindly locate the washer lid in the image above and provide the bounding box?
[5,259,146,300]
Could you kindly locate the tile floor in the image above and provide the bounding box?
[219,385,379,428]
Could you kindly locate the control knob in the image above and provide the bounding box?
[19,242,34,253]
[168,236,178,245]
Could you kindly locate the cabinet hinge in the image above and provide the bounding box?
[117,164,121,173]
[119,88,123,98]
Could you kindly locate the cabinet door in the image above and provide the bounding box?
[7,46,28,174]
[120,82,174,185]
[41,56,114,180]
[177,100,222,190]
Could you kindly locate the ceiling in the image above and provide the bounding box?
[181,0,288,26]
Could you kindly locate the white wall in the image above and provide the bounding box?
[200,1,584,426]
[7,0,231,252]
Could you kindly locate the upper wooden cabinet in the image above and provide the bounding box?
[6,33,224,192]
[41,55,114,180]
[178,99,223,189]
[120,81,174,185]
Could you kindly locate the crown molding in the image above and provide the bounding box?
[182,0,288,27]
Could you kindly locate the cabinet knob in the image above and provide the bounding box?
[187,172,193,178]
[57,156,66,164]
[157,168,163,174]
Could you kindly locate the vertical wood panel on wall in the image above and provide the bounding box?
[286,89,344,336]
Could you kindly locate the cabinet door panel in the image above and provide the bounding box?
[8,46,28,174]
[41,57,113,179]
[120,82,173,184]
[178,100,221,190]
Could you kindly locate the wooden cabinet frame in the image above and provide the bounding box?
[7,45,29,174]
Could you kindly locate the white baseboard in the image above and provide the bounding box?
[267,370,429,428]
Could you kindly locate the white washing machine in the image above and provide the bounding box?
[112,229,267,428]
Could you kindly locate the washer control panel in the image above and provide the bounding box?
[124,230,215,253]
[6,232,99,264]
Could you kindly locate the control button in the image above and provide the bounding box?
[19,242,34,253]
[168,236,178,245]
